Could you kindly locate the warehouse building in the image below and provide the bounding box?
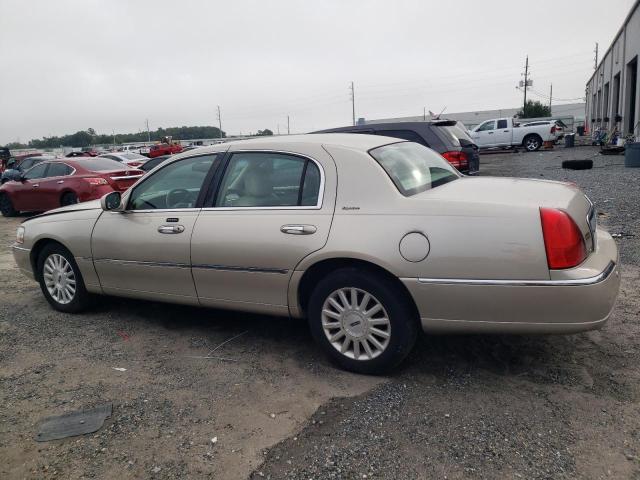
[586,0,640,138]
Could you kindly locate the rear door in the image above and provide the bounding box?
[492,119,512,146]
[37,162,75,209]
[190,147,336,315]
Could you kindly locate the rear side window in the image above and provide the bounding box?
[497,119,508,129]
[375,129,428,147]
[47,163,73,177]
[369,142,460,196]
[216,152,322,208]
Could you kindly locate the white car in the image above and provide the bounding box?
[470,117,557,151]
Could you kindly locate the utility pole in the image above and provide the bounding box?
[145,119,150,142]
[216,106,223,138]
[423,107,426,121]
[277,124,280,135]
[112,129,116,146]
[287,115,290,135]
[594,42,599,70]
[549,83,553,110]
[522,55,529,117]
[349,81,355,126]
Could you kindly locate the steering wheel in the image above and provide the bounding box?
[166,188,191,208]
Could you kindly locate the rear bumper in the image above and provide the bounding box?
[402,228,620,334]
[12,244,34,280]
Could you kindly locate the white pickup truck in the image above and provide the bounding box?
[469,117,557,151]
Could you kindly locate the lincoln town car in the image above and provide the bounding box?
[11,134,620,373]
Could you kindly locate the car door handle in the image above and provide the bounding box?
[158,225,185,234]
[504,130,510,132]
[57,180,64,184]
[488,131,494,134]
[32,184,39,188]
[280,224,317,235]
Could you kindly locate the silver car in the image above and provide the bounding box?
[12,134,620,373]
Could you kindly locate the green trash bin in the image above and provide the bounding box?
[625,142,640,168]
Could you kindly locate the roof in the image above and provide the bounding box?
[188,133,396,155]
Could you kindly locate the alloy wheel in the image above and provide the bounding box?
[321,287,391,361]
[43,254,77,304]
[526,137,540,151]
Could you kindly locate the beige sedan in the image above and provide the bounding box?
[12,134,620,373]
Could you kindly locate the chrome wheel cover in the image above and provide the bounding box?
[321,287,391,361]
[43,254,76,305]
[526,137,539,151]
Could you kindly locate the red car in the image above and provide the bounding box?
[0,158,144,217]
[147,143,183,158]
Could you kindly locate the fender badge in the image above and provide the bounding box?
[342,206,360,211]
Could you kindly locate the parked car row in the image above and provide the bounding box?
[0,157,144,216]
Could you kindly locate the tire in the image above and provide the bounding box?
[307,267,418,374]
[37,243,91,313]
[523,134,542,152]
[60,192,78,207]
[562,159,593,170]
[0,193,17,217]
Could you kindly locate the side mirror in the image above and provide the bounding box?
[101,191,123,211]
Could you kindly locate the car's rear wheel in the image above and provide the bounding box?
[37,243,91,313]
[308,268,418,374]
[61,192,78,207]
[0,193,17,217]
[523,134,542,152]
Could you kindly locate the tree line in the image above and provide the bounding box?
[4,125,229,149]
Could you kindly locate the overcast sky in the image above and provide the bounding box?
[0,0,635,144]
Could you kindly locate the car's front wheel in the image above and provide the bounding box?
[0,193,17,217]
[37,243,91,313]
[308,268,418,374]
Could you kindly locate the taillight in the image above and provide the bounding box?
[84,177,108,186]
[551,126,557,134]
[540,208,587,269]
[441,151,469,170]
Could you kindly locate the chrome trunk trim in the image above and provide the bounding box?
[418,261,616,287]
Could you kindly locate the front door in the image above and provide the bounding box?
[190,148,336,315]
[472,120,497,147]
[91,154,220,303]
[11,162,49,211]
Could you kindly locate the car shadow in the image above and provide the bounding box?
[93,295,582,383]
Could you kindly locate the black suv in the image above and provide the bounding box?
[313,120,479,174]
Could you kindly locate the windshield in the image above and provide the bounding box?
[75,158,126,172]
[369,142,460,196]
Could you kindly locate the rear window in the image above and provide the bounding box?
[433,123,475,147]
[74,158,125,172]
[369,142,460,196]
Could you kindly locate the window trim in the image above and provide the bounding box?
[202,150,325,211]
[124,153,222,212]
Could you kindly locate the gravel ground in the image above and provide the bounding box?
[1,146,639,479]
[252,146,640,480]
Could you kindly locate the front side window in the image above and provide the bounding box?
[23,163,48,180]
[128,155,217,210]
[477,121,496,132]
[216,152,321,208]
[369,142,460,196]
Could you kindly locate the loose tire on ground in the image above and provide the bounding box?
[561,159,593,170]
[307,267,418,374]
[37,243,92,313]
[0,193,17,217]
